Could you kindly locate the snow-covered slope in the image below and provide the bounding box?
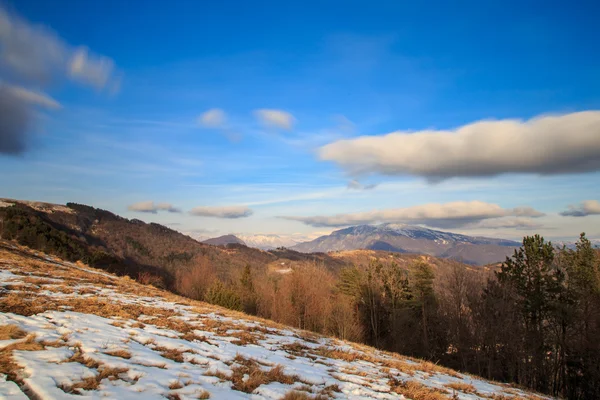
[0,241,551,399]
[291,223,520,265]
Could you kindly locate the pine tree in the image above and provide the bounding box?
[410,260,435,355]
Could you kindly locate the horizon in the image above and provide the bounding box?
[1,1,600,242]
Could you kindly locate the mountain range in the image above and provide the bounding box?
[199,223,521,265]
[289,223,520,265]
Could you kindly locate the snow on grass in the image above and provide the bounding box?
[0,241,554,400]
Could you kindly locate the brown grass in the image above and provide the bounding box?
[445,382,477,394]
[59,365,130,394]
[0,324,27,340]
[197,389,211,399]
[281,391,329,400]
[104,349,132,359]
[169,380,184,389]
[227,355,299,393]
[315,347,360,362]
[390,377,450,400]
[154,346,187,363]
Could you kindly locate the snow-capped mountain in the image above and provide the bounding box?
[237,234,303,250]
[291,223,521,265]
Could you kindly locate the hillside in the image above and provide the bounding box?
[202,235,246,246]
[0,241,552,399]
[0,199,335,285]
[291,223,519,265]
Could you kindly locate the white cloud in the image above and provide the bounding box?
[319,111,600,181]
[279,200,544,229]
[254,109,295,130]
[127,201,181,214]
[4,84,61,109]
[198,108,226,128]
[560,200,600,217]
[189,205,253,219]
[68,47,116,89]
[0,7,119,90]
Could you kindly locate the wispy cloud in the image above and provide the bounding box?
[254,109,295,130]
[560,200,600,217]
[279,201,544,229]
[189,205,253,219]
[127,201,181,214]
[347,179,377,190]
[198,108,227,128]
[464,217,544,230]
[319,111,600,181]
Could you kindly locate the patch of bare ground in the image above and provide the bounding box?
[389,377,450,400]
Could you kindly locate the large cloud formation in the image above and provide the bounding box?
[254,109,295,130]
[128,201,181,214]
[560,200,600,217]
[319,111,600,181]
[279,201,544,229]
[0,6,119,155]
[189,206,253,219]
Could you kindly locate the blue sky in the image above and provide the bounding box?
[1,0,599,241]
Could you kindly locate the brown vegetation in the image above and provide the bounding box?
[0,324,27,340]
[389,378,450,400]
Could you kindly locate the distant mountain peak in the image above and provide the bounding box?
[201,234,246,246]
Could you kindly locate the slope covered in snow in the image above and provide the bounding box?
[0,241,552,399]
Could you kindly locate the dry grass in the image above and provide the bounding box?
[196,389,211,399]
[227,355,299,393]
[104,349,132,359]
[181,331,208,342]
[314,347,360,362]
[63,347,102,369]
[281,391,329,400]
[0,324,27,340]
[230,330,262,346]
[59,365,130,394]
[169,380,184,389]
[445,382,477,393]
[154,346,187,363]
[390,377,450,400]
